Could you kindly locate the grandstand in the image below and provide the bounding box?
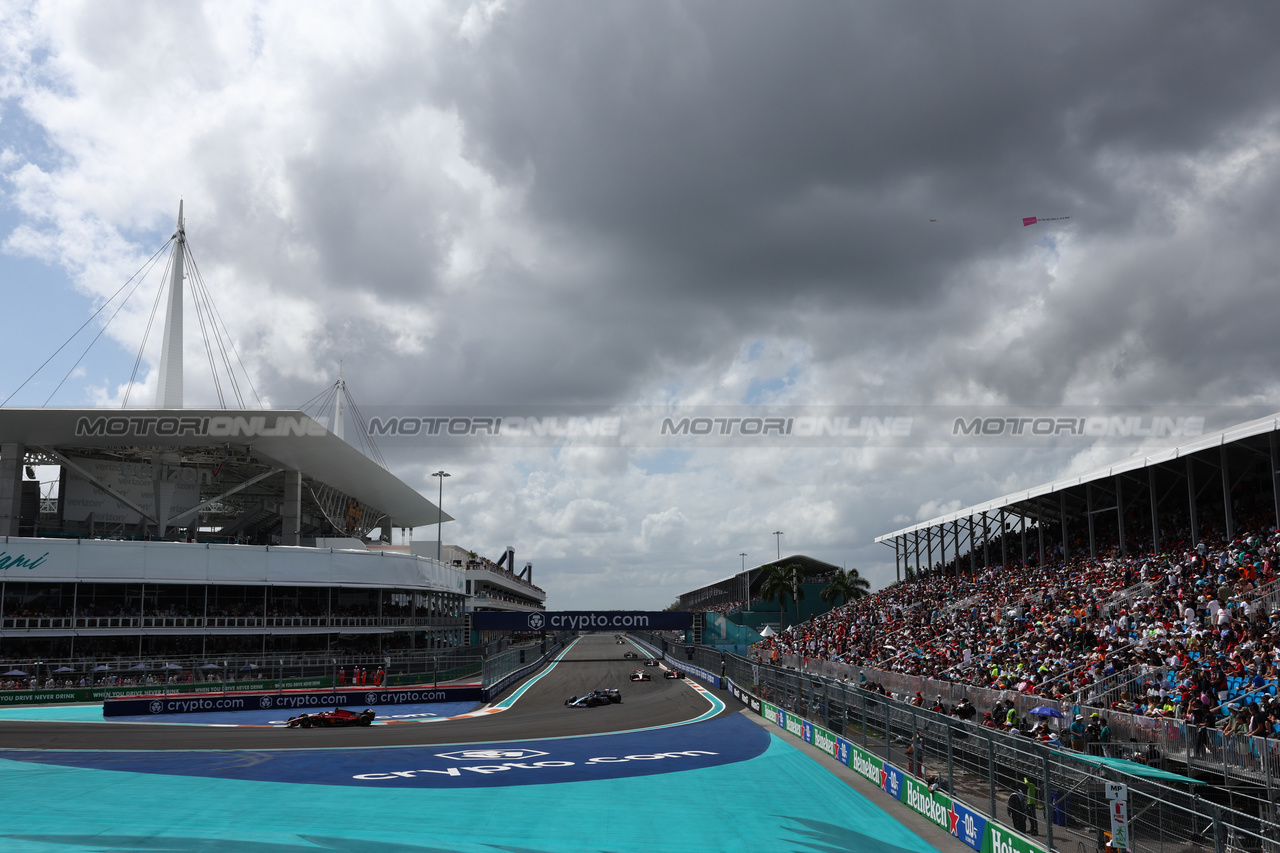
[730,412,1280,849]
[876,412,1280,581]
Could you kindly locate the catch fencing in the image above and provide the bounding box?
[0,642,534,705]
[636,631,1280,853]
[768,651,1280,796]
[482,632,572,689]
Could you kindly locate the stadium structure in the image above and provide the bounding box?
[0,204,468,660]
[673,555,842,651]
[677,555,840,620]
[875,412,1280,576]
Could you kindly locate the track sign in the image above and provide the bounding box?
[1109,798,1131,849]
[1105,782,1127,801]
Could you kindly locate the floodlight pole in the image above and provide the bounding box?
[773,530,783,561]
[432,471,450,561]
[740,552,748,604]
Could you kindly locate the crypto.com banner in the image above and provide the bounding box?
[352,405,1262,448]
[471,611,692,633]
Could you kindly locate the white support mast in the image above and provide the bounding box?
[155,201,186,409]
[333,362,346,440]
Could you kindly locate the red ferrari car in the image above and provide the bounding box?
[286,708,376,728]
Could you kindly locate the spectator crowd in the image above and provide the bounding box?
[756,511,1280,741]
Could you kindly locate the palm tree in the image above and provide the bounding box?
[820,567,871,608]
[759,563,805,628]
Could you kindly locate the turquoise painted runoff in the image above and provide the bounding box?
[0,731,939,852]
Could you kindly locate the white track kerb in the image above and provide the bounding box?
[490,636,585,710]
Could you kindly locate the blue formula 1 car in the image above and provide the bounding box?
[565,689,622,707]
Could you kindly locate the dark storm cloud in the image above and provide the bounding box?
[16,1,1280,415]
[443,2,1278,298]
[142,0,1280,414]
[320,0,1275,411]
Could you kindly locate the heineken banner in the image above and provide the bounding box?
[984,824,1045,853]
[754,696,1041,853]
[902,774,954,835]
[471,610,692,632]
[844,738,883,787]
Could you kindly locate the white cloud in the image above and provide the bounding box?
[3,2,1280,609]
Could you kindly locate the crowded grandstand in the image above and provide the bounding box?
[657,414,1280,851]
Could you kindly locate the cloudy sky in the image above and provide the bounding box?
[2,1,1279,610]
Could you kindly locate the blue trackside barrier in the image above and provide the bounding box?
[103,685,485,717]
[629,636,724,689]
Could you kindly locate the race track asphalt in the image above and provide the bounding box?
[0,634,725,750]
[0,634,971,853]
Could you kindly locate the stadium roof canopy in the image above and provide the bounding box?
[874,411,1280,579]
[0,207,451,545]
[0,407,450,540]
[877,411,1280,544]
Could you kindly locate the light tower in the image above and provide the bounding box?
[432,470,450,561]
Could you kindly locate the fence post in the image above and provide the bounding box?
[1043,750,1052,852]
[1265,736,1274,814]
[946,723,954,793]
[910,709,919,776]
[886,704,894,767]
[988,732,996,819]
[1211,802,1225,853]
[861,690,869,748]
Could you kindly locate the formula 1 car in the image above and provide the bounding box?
[565,689,622,707]
[663,668,685,679]
[629,669,651,681]
[644,658,659,666]
[623,651,639,659]
[286,708,376,728]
